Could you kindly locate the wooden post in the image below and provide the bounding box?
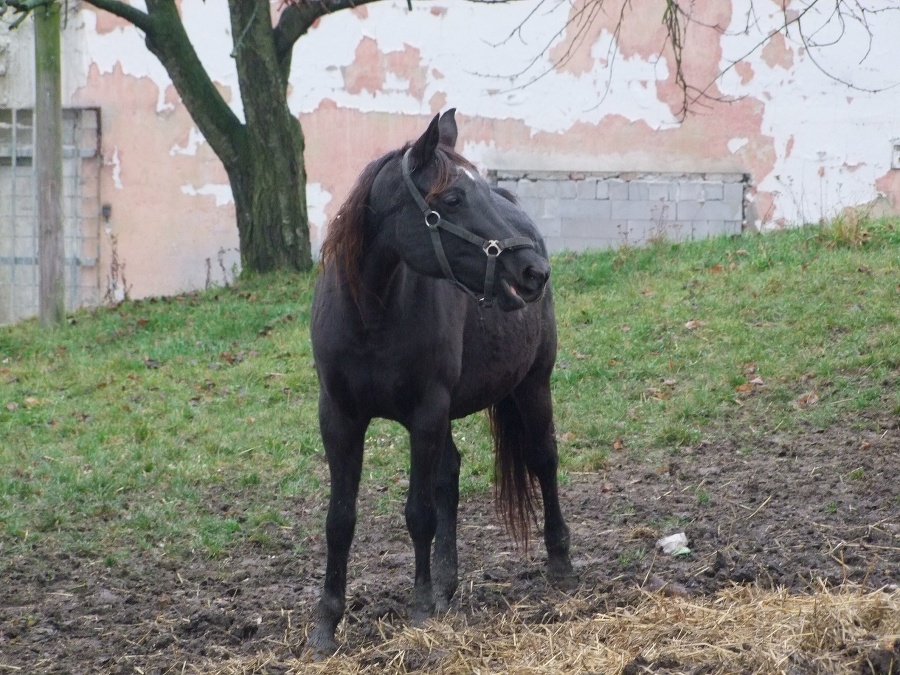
[35,1,65,328]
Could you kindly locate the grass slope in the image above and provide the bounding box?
[1,218,898,566]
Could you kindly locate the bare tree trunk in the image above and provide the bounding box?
[229,0,310,273]
[35,1,65,327]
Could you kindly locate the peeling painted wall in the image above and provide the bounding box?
[5,0,900,302]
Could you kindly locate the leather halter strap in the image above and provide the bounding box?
[401,149,534,307]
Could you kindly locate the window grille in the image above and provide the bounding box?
[0,107,101,324]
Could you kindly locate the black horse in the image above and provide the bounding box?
[308,110,572,654]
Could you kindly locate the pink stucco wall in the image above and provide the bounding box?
[50,0,900,300]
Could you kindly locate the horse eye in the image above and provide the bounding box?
[443,193,463,208]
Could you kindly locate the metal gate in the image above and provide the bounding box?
[0,107,101,325]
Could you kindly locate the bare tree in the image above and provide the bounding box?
[3,0,391,274]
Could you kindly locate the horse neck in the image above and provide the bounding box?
[355,226,406,316]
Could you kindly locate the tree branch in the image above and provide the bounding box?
[83,0,245,168]
[275,0,385,63]
[77,0,153,32]
[1,0,55,28]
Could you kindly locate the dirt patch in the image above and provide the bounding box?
[1,418,898,673]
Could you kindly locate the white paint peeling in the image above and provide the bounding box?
[180,183,234,207]
[306,182,332,259]
[108,146,123,189]
[169,127,206,156]
[79,5,244,119]
[78,10,174,113]
[727,138,749,154]
[288,3,677,133]
[719,0,900,223]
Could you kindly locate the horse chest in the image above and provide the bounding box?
[331,330,459,418]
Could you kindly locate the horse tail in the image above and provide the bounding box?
[487,396,539,547]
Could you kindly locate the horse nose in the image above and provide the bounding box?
[522,262,550,293]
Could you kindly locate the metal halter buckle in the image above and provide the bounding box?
[424,210,441,229]
[483,240,502,257]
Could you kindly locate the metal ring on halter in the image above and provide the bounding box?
[483,240,502,257]
[424,210,441,229]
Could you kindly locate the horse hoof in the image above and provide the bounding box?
[306,631,340,660]
[434,596,451,615]
[410,606,432,626]
[547,557,577,588]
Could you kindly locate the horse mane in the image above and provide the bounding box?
[319,142,476,305]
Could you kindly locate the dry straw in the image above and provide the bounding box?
[213,583,899,674]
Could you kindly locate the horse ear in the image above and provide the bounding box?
[438,108,458,149]
[409,113,441,170]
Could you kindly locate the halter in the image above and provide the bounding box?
[401,149,535,308]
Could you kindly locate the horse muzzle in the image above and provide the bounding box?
[495,257,550,311]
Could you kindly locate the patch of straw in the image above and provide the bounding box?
[214,584,900,674]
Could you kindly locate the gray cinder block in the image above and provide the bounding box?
[607,179,629,200]
[577,178,598,200]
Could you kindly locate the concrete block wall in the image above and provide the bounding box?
[489,171,748,253]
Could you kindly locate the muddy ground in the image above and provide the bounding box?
[2,415,898,674]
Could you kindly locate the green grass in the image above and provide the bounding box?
[550,216,900,466]
[2,216,899,566]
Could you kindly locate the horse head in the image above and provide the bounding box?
[371,110,551,311]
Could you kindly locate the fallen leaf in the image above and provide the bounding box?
[684,320,706,330]
[795,391,820,408]
[749,376,765,385]
[621,325,631,332]
[645,574,691,598]
[23,397,40,409]
[612,437,625,451]
[558,431,576,443]
[735,383,753,393]
[6,402,18,411]
[709,264,724,274]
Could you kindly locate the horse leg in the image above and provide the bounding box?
[308,406,367,656]
[432,430,460,613]
[405,411,450,623]
[512,375,574,582]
